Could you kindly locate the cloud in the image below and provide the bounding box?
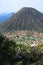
[0,0,43,13]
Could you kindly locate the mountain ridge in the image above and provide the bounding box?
[0,13,14,23]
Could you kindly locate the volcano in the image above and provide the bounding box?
[0,7,43,33]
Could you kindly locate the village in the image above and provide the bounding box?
[4,30,43,47]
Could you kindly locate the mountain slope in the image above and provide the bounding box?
[0,13,14,23]
[0,7,43,33]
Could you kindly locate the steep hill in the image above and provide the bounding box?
[0,7,43,33]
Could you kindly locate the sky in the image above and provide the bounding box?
[0,0,43,14]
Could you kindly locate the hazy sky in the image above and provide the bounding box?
[0,0,43,14]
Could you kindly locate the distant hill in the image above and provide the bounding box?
[0,7,43,33]
[0,13,14,22]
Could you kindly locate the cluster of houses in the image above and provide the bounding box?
[5,31,43,47]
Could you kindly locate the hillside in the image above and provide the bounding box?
[0,7,43,33]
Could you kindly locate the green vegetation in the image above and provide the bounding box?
[0,33,43,65]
